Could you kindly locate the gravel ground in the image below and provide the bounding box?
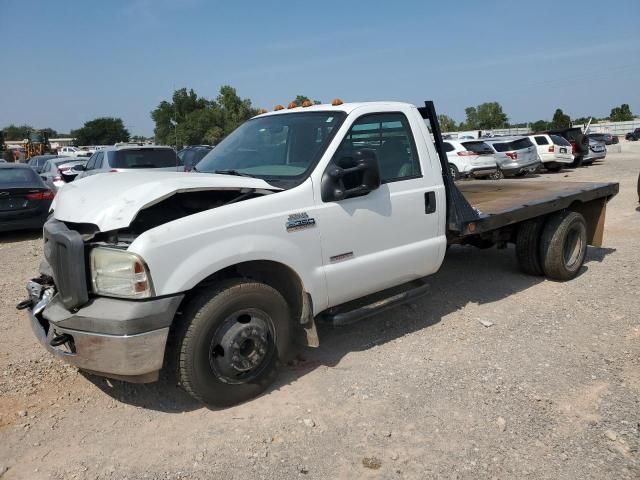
[0,151,638,479]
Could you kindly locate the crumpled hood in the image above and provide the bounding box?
[52,171,280,231]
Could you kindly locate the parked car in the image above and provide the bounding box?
[625,128,640,141]
[58,146,90,158]
[39,158,87,191]
[544,127,589,167]
[582,138,607,165]
[588,133,618,145]
[0,159,6,163]
[178,145,213,172]
[0,163,54,232]
[482,136,541,177]
[27,154,64,173]
[76,145,183,179]
[442,140,498,179]
[527,134,574,172]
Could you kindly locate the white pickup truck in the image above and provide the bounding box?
[20,101,618,407]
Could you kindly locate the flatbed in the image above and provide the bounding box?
[456,180,619,238]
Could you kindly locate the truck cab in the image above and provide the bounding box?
[20,101,618,407]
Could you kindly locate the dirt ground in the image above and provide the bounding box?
[0,151,638,479]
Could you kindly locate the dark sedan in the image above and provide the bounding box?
[0,164,54,232]
[588,133,618,145]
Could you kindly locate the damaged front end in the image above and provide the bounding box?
[18,182,278,382]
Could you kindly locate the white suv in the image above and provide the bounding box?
[442,140,498,179]
[528,134,573,172]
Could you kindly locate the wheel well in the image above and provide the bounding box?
[184,260,307,327]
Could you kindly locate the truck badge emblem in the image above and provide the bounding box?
[286,212,316,232]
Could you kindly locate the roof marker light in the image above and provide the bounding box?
[331,98,343,106]
[302,100,313,107]
[274,104,284,111]
[257,108,268,114]
[287,102,298,109]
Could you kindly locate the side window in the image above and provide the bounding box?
[443,142,455,152]
[95,152,105,168]
[42,161,50,172]
[335,112,421,183]
[534,136,549,145]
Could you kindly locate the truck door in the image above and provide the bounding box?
[314,110,446,307]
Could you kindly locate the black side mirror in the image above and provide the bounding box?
[321,149,381,202]
[73,165,86,171]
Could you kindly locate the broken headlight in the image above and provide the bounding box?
[90,247,153,299]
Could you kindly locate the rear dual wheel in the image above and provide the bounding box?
[516,211,587,281]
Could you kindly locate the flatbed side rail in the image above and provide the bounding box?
[418,101,480,233]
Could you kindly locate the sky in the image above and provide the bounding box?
[1,0,639,137]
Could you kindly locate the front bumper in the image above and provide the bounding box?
[24,282,183,382]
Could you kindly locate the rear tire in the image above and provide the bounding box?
[571,156,583,168]
[516,217,545,275]
[540,211,587,281]
[546,165,562,172]
[449,163,460,180]
[488,169,504,180]
[175,280,292,407]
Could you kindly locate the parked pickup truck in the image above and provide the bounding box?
[18,101,618,407]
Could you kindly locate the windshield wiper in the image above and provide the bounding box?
[214,169,255,178]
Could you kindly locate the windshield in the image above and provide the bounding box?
[110,148,180,169]
[196,112,346,184]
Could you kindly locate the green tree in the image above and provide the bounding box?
[293,95,322,106]
[71,117,130,145]
[438,114,457,132]
[530,120,549,132]
[550,109,571,130]
[2,124,33,141]
[609,104,634,122]
[463,102,508,130]
[572,116,594,126]
[151,86,257,147]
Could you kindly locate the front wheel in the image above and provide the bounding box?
[175,280,292,407]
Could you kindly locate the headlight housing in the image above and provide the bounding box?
[90,247,153,299]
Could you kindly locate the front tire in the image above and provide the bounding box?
[176,280,292,407]
[540,211,587,281]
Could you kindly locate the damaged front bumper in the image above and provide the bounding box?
[20,279,183,383]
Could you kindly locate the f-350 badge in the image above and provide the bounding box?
[286,212,316,232]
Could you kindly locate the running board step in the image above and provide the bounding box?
[318,279,430,327]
